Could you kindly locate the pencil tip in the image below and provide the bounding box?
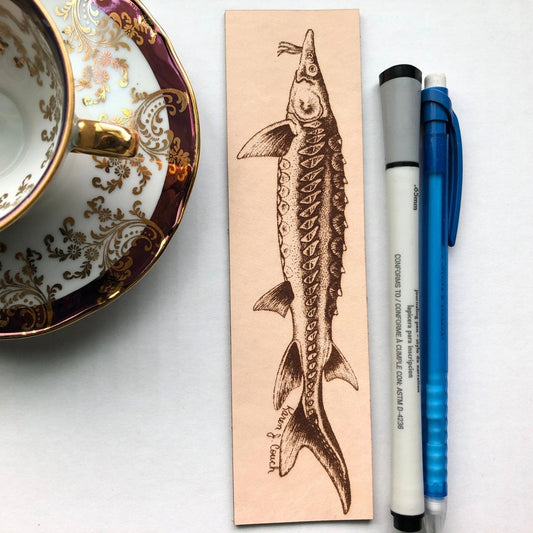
[423,497,447,533]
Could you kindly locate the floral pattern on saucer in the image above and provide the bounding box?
[0,0,199,338]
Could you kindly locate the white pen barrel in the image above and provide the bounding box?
[380,63,424,532]
[386,165,425,521]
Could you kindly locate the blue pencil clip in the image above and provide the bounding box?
[421,86,463,246]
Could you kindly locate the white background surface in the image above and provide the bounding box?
[1,0,532,531]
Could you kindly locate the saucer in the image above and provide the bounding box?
[0,0,199,338]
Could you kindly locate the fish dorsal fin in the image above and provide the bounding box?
[273,341,302,410]
[237,120,295,159]
[253,280,294,317]
[324,343,359,391]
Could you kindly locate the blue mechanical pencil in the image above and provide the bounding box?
[420,73,462,533]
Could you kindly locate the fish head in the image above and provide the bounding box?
[283,30,330,124]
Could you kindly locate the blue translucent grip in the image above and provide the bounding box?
[425,382,448,497]
[420,84,461,501]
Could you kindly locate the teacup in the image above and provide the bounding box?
[0,0,139,231]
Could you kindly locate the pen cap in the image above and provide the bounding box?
[379,65,422,166]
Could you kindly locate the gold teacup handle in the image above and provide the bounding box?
[72,119,139,158]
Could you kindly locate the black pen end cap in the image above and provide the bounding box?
[391,511,424,532]
[379,64,422,85]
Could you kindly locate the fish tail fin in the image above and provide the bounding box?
[279,400,351,514]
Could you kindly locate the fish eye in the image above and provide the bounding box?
[307,64,318,76]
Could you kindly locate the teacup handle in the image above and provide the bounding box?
[71,119,139,158]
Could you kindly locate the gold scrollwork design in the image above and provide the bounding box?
[0,245,62,331]
[55,0,131,105]
[90,88,192,195]
[55,0,129,60]
[108,11,157,47]
[131,88,190,169]
[0,174,36,211]
[40,94,61,143]
[91,154,153,196]
[0,5,63,214]
[0,5,60,88]
[44,196,164,285]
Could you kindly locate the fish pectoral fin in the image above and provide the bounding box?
[253,280,294,317]
[279,401,351,514]
[237,120,295,158]
[324,343,359,391]
[273,341,302,409]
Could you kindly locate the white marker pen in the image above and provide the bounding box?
[379,64,424,533]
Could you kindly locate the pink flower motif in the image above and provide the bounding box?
[93,69,110,85]
[98,51,112,67]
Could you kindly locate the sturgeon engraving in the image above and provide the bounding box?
[237,29,358,514]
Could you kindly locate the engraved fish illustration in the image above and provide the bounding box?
[237,29,358,514]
